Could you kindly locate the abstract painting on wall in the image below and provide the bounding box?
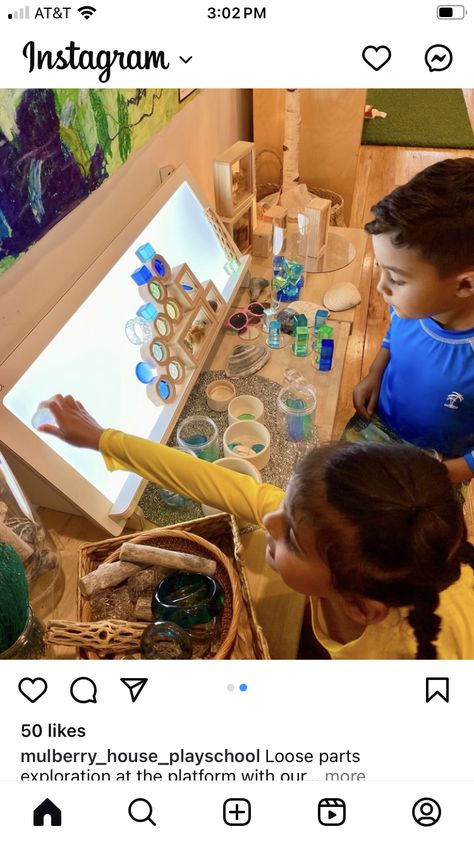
[0,88,198,277]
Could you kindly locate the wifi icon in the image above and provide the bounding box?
[77,5,96,18]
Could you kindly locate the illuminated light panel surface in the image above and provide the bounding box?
[3,181,230,505]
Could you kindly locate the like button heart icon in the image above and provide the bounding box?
[362,45,392,71]
[18,677,48,703]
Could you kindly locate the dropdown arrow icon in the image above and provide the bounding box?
[179,55,193,63]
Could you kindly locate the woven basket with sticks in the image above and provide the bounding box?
[45,513,270,660]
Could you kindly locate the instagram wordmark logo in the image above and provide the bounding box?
[22,40,170,82]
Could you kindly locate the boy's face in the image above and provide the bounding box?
[373,232,466,320]
[262,502,334,597]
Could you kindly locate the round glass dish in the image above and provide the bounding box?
[151,572,224,629]
[140,620,192,659]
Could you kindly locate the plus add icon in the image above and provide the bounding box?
[223,798,251,826]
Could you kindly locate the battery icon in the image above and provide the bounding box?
[437,5,466,17]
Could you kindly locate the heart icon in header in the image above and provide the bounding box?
[362,45,392,71]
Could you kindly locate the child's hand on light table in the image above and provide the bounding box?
[37,394,105,450]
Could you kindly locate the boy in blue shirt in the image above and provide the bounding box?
[345,157,474,491]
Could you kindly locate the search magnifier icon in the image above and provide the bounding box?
[128,798,156,826]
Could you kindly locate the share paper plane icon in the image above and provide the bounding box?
[120,678,148,702]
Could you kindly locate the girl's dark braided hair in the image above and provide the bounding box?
[290,441,473,659]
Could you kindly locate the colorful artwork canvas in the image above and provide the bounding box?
[0,88,198,276]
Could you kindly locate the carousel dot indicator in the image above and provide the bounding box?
[239,683,248,692]
[227,684,235,692]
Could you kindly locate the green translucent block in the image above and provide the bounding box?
[291,327,310,357]
[273,274,288,291]
[313,325,334,363]
[224,258,240,275]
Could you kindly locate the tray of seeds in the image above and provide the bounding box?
[45,513,270,660]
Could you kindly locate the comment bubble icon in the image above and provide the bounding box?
[70,676,98,704]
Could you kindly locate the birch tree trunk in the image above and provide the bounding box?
[282,89,301,193]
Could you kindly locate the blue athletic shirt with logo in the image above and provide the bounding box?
[378,310,474,470]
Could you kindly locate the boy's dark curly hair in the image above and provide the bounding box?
[365,157,474,276]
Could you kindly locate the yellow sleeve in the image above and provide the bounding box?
[100,429,284,528]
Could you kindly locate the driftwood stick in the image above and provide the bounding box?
[0,523,33,561]
[79,560,141,598]
[45,619,147,652]
[119,542,216,576]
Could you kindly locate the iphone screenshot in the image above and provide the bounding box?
[0,0,473,839]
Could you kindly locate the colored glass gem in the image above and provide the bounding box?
[136,302,158,321]
[132,265,153,286]
[158,379,171,400]
[149,281,165,301]
[135,362,155,384]
[135,242,156,263]
[152,342,165,362]
[153,256,167,276]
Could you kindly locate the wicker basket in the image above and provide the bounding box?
[256,148,283,203]
[256,148,345,226]
[78,513,270,660]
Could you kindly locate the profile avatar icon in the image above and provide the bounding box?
[412,797,441,826]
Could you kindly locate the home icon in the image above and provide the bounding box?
[33,798,62,826]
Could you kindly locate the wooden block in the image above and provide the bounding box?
[252,222,272,258]
[306,196,331,258]
[175,299,218,367]
[204,280,225,316]
[221,196,256,255]
[213,141,256,218]
[167,263,204,308]
[263,205,288,227]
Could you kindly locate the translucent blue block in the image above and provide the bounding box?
[278,285,300,303]
[135,242,156,263]
[314,309,329,334]
[158,379,171,400]
[132,265,153,286]
[268,320,282,349]
[135,362,155,384]
[136,302,158,321]
[181,282,194,292]
[153,256,167,277]
[319,339,334,371]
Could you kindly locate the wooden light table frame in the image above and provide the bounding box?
[0,165,250,535]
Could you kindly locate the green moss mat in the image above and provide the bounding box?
[362,89,474,149]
